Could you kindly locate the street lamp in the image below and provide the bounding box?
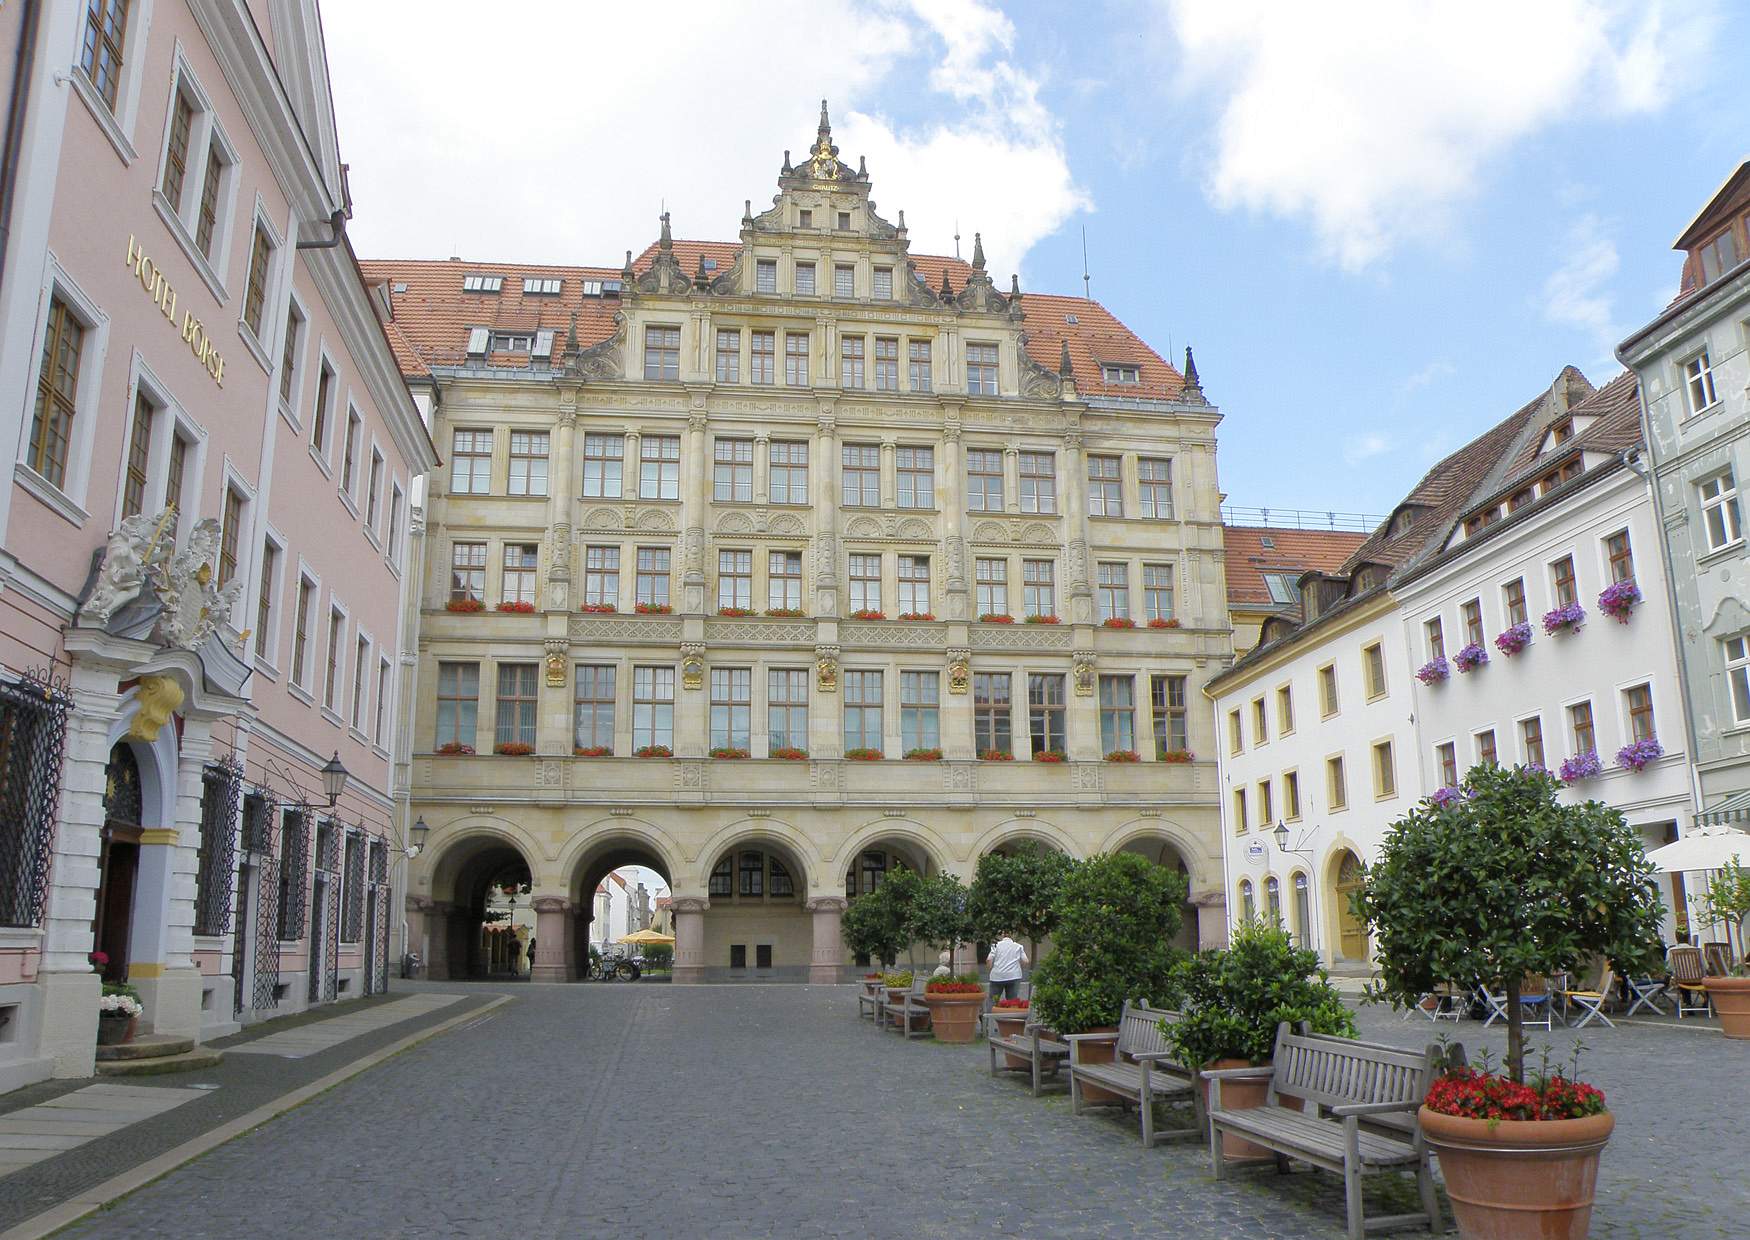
[319,751,348,807]
[1270,820,1319,956]
[409,815,430,859]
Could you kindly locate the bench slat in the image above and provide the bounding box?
[1212,1106,1421,1167]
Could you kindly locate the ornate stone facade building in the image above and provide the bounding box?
[365,106,1229,982]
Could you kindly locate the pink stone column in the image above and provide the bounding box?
[531,896,575,982]
[805,896,848,984]
[422,900,454,979]
[671,896,709,984]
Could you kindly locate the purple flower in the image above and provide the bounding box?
[1416,657,1451,685]
[1430,786,1463,808]
[1494,622,1533,657]
[1559,751,1603,783]
[1542,602,1587,635]
[1454,642,1489,673]
[1598,579,1641,623]
[1616,736,1664,772]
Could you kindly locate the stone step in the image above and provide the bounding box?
[96,1049,223,1077]
[95,1034,195,1063]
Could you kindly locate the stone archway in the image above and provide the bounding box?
[422,834,537,980]
[698,834,812,982]
[563,830,676,984]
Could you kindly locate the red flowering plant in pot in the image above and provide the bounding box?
[979,612,1015,624]
[435,741,476,756]
[903,748,942,761]
[493,742,534,756]
[496,600,535,613]
[445,597,484,613]
[577,602,617,614]
[634,602,672,614]
[1356,762,1665,1240]
[896,612,935,621]
[572,745,613,758]
[1032,749,1066,763]
[769,746,808,761]
[1147,617,1181,629]
[1023,614,1061,625]
[633,744,673,758]
[848,609,886,621]
[1101,616,1136,629]
[843,747,883,761]
[1700,859,1750,1038]
[716,606,757,617]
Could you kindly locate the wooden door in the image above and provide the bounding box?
[1334,851,1368,961]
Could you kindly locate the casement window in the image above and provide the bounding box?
[874,337,900,391]
[717,549,752,610]
[1462,598,1484,647]
[755,259,776,294]
[643,326,680,381]
[323,605,345,709]
[1096,561,1130,621]
[907,340,932,392]
[710,667,752,750]
[896,447,933,508]
[834,264,855,298]
[502,544,539,606]
[436,662,479,749]
[640,435,680,500]
[1257,779,1274,824]
[242,221,275,338]
[842,444,880,506]
[1700,472,1743,552]
[1536,460,1581,496]
[767,669,808,751]
[161,86,196,207]
[193,143,228,257]
[1138,457,1172,519]
[1233,788,1249,836]
[366,449,386,531]
[291,576,316,687]
[1326,755,1348,810]
[837,211,851,230]
[218,485,246,588]
[1143,563,1175,622]
[897,555,930,615]
[450,429,492,494]
[79,0,131,110]
[873,267,893,300]
[1624,683,1655,743]
[794,262,816,295]
[713,438,754,503]
[768,551,802,611]
[966,449,1004,511]
[1550,555,1577,608]
[508,431,549,497]
[254,540,279,660]
[714,330,740,383]
[122,390,156,518]
[750,330,776,385]
[1018,451,1056,513]
[1319,664,1339,717]
[1521,716,1545,768]
[27,296,85,489]
[461,274,502,293]
[1099,676,1135,754]
[1724,634,1750,725]
[1372,739,1397,798]
[582,433,623,498]
[900,671,941,753]
[278,303,305,411]
[1604,530,1634,583]
[1683,350,1718,414]
[635,547,670,608]
[844,670,884,751]
[1697,229,1741,285]
[1102,363,1140,385]
[165,427,191,519]
[1228,709,1244,754]
[340,409,362,497]
[848,553,882,613]
[1087,455,1123,516]
[1475,729,1497,767]
[1436,741,1458,788]
[769,441,808,503]
[1424,617,1445,661]
[1362,642,1387,700]
[350,635,369,729]
[1028,673,1066,757]
[973,672,1013,755]
[522,277,561,295]
[1570,701,1596,754]
[1253,697,1268,744]
[450,542,486,604]
[494,663,538,747]
[633,667,675,750]
[1502,579,1527,627]
[1022,559,1054,617]
[785,332,811,386]
[1284,770,1302,820]
[975,558,1008,616]
[374,657,392,746]
[1152,674,1188,755]
[1277,685,1295,734]
[1508,486,1535,512]
[311,362,335,456]
[966,342,998,395]
[840,335,865,388]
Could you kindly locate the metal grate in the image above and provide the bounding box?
[366,883,391,995]
[341,831,365,942]
[252,852,281,1010]
[0,670,71,928]
[194,759,242,936]
[241,790,274,853]
[276,807,310,939]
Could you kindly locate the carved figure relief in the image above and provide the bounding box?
[816,646,840,693]
[128,674,184,743]
[947,648,971,694]
[1072,651,1096,696]
[681,643,706,691]
[79,512,163,625]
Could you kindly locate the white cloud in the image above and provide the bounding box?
[1158,1,1704,268]
[320,1,1084,275]
[1344,433,1393,465]
[1541,214,1621,359]
[1399,360,1456,395]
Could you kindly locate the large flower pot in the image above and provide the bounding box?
[1702,975,1750,1038]
[1420,1107,1614,1240]
[923,990,986,1043]
[1199,1058,1275,1160]
[989,1008,1031,1068]
[1071,1026,1123,1102]
[96,1015,136,1046]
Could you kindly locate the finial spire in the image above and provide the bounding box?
[939,268,953,298]
[622,250,634,280]
[565,312,579,356]
[1010,273,1020,297]
[971,232,986,271]
[857,154,867,178]
[818,98,831,138]
[659,211,672,251]
[1183,345,1200,388]
[1059,339,1074,378]
[782,149,792,174]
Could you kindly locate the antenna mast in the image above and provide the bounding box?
[954,220,961,261]
[1081,226,1091,301]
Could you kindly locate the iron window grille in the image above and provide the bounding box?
[0,669,72,928]
[193,757,243,936]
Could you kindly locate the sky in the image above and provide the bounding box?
[320,0,1748,518]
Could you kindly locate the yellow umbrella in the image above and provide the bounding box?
[617,928,676,946]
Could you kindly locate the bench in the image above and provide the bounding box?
[856,978,884,1021]
[1292,1024,1464,1145]
[878,978,931,1038]
[984,1002,1068,1097]
[1205,1022,1440,1240]
[1065,1000,1198,1146]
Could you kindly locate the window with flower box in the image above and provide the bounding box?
[574,666,615,750]
[633,667,675,751]
[1569,700,1596,754]
[973,673,1012,755]
[845,671,884,751]
[718,550,752,610]
[1099,675,1135,754]
[768,669,809,751]
[1462,598,1484,646]
[845,554,880,614]
[710,668,751,750]
[1028,674,1066,757]
[450,542,486,604]
[1436,741,1458,788]
[1023,559,1055,617]
[583,546,618,608]
[769,441,808,503]
[897,555,930,615]
[495,663,538,748]
[1019,451,1056,513]
[714,438,754,503]
[582,433,623,498]
[975,558,1008,616]
[768,551,802,611]
[635,547,669,609]
[436,662,478,749]
[1550,555,1577,608]
[842,444,880,506]
[502,544,538,607]
[1502,578,1527,627]
[1604,530,1633,583]
[1425,616,1444,660]
[1624,683,1655,743]
[1151,674,1187,755]
[1143,563,1174,622]
[900,671,938,753]
[1096,562,1129,621]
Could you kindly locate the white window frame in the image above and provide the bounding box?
[374,653,395,752]
[274,291,309,430]
[288,561,322,701]
[309,344,339,473]
[251,524,288,674]
[1699,470,1743,553]
[364,438,386,547]
[68,0,155,163]
[150,42,239,300]
[16,258,111,524]
[321,593,351,722]
[1681,348,1719,416]
[1724,633,1750,727]
[350,626,375,736]
[338,402,364,513]
[236,198,285,364]
[215,459,257,602]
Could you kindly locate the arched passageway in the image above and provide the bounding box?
[1117,835,1200,951]
[424,835,534,980]
[698,837,810,981]
[565,835,674,983]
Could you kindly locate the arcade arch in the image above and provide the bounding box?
[1114,832,1201,951]
[422,831,535,980]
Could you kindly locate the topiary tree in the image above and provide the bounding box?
[1358,763,1664,1082]
[841,876,910,968]
[967,843,1075,962]
[904,872,975,979]
[1030,851,1189,1034]
[1704,858,1750,973]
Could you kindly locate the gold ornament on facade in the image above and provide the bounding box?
[128,674,185,743]
[1072,652,1096,696]
[815,650,839,693]
[681,644,706,691]
[947,649,970,694]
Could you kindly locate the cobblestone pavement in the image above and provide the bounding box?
[48,984,1750,1239]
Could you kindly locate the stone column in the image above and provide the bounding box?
[531,896,575,982]
[879,437,897,508]
[813,412,839,617]
[805,896,847,984]
[681,411,709,614]
[546,403,577,611]
[132,713,215,1039]
[940,418,967,621]
[1062,432,1093,625]
[671,896,709,984]
[753,432,771,506]
[1003,446,1021,514]
[421,899,454,979]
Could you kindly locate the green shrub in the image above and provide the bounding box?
[641,944,673,969]
[842,872,912,967]
[882,970,914,988]
[967,843,1074,958]
[1704,859,1750,976]
[903,872,974,975]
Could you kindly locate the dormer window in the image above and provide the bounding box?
[580,279,603,296]
[1101,364,1140,385]
[492,331,535,353]
[523,277,561,295]
[1550,417,1573,445]
[1462,508,1502,536]
[838,211,851,230]
[1262,572,1299,605]
[465,327,489,356]
[1698,228,1740,284]
[798,209,813,229]
[462,274,502,293]
[1508,487,1534,512]
[701,258,717,271]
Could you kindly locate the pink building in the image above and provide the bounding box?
[0,1,436,1089]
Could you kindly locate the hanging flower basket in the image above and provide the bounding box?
[896,612,936,621]
[770,746,808,760]
[1033,750,1067,763]
[578,602,617,614]
[709,747,750,760]
[765,607,804,617]
[496,600,535,613]
[446,598,484,613]
[903,748,943,761]
[634,745,673,758]
[1598,579,1640,623]
[493,742,534,756]
[717,606,756,617]
[634,602,672,614]
[1101,617,1136,629]
[1415,657,1451,685]
[1616,737,1664,772]
[1559,751,1602,783]
[1104,750,1141,763]
[1454,642,1489,673]
[844,747,884,761]
[1158,749,1195,764]
[572,745,612,757]
[1147,617,1181,629]
[979,612,1015,624]
[1024,614,1061,625]
[1494,623,1532,657]
[1542,603,1586,635]
[978,749,1014,762]
[849,609,886,621]
[436,741,476,756]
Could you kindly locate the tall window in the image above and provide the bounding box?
[1362,642,1387,699]
[1087,455,1122,516]
[1503,579,1527,626]
[873,267,893,300]
[1028,674,1066,757]
[1700,472,1742,551]
[324,606,345,708]
[896,446,933,508]
[255,541,278,659]
[643,326,680,380]
[1096,676,1133,754]
[1277,685,1295,734]
[1138,457,1172,518]
[1019,451,1056,513]
[1233,791,1249,836]
[1096,562,1129,621]
[1151,674,1187,756]
[1022,559,1055,617]
[768,551,802,610]
[1253,698,1269,744]
[495,663,538,747]
[582,433,623,497]
[756,259,776,293]
[291,577,314,686]
[874,337,899,390]
[341,410,361,496]
[165,428,188,515]
[311,363,334,454]
[1725,635,1750,724]
[784,332,810,386]
[508,431,549,496]
[366,450,384,529]
[218,487,244,587]
[966,342,998,394]
[80,1,131,108]
[768,670,808,751]
[1436,741,1458,788]
[844,670,884,751]
[1570,700,1596,754]
[1521,716,1545,768]
[834,264,854,298]
[1319,664,1339,716]
[242,223,273,337]
[897,555,930,615]
[435,662,478,748]
[1143,563,1175,622]
[973,673,1012,754]
[374,658,392,745]
[194,143,225,257]
[717,550,752,610]
[842,444,880,506]
[1605,529,1634,583]
[351,635,369,729]
[640,435,680,499]
[710,668,751,750]
[849,554,881,613]
[278,304,304,409]
[975,558,1008,616]
[750,331,775,384]
[1550,555,1577,608]
[794,263,816,295]
[494,544,536,607]
[1228,709,1243,754]
[1461,598,1484,646]
[715,329,740,383]
[450,542,486,604]
[1372,739,1396,798]
[122,392,155,518]
[28,296,83,487]
[581,545,618,608]
[840,336,865,388]
[907,340,932,391]
[1257,779,1274,824]
[900,671,939,753]
[635,547,669,608]
[713,438,754,503]
[451,429,491,494]
[1684,350,1718,414]
[1624,683,1655,743]
[966,449,1004,511]
[769,441,808,503]
[574,666,615,751]
[1284,772,1302,820]
[1326,755,1347,810]
[633,667,675,750]
[1425,617,1445,660]
[1475,729,1497,767]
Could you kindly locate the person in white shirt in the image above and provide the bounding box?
[984,931,1030,1001]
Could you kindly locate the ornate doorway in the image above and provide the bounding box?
[95,744,145,983]
[1332,849,1368,962]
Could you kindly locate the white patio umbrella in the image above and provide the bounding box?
[1645,824,1749,874]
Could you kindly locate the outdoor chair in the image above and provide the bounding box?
[1559,965,1616,1029]
[1622,972,1668,1017]
[1702,942,1734,979]
[1478,975,1551,1030]
[1402,983,1463,1022]
[1668,945,1712,1019]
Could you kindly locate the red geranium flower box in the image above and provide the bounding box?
[765,607,804,617]
[1024,614,1061,625]
[849,609,886,621]
[979,749,1014,762]
[1101,617,1136,629]
[897,612,935,621]
[717,606,756,617]
[709,747,750,760]
[1033,750,1066,763]
[904,748,943,761]
[496,600,535,613]
[578,602,617,614]
[634,745,673,758]
[445,598,484,613]
[979,612,1014,623]
[1147,617,1181,629]
[926,979,984,994]
[494,742,534,756]
[634,602,672,614]
[572,746,613,758]
[1158,749,1195,763]
[770,746,809,760]
[435,742,476,756]
[844,747,883,761]
[1104,749,1141,763]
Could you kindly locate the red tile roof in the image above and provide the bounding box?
[1223,526,1369,608]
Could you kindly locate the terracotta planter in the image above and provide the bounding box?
[96,1015,136,1046]
[923,990,986,1043]
[1702,975,1750,1038]
[1199,1057,1275,1160]
[1072,1025,1123,1102]
[989,1009,1031,1068]
[1420,1107,1613,1240]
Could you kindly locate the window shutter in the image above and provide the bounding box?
[466,327,489,355]
[533,329,555,358]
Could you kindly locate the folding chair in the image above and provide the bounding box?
[1668,945,1712,1019]
[1622,972,1667,1017]
[1479,977,1549,1029]
[1403,984,1463,1022]
[1476,984,1508,1027]
[1561,966,1616,1029]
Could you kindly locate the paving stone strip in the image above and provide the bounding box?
[0,1087,204,1179]
[224,993,463,1058]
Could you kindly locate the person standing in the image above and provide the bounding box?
[984,931,1029,1001]
[525,937,537,980]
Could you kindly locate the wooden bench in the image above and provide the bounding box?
[878,978,931,1038]
[1292,1024,1464,1145]
[1205,1023,1440,1240]
[856,978,884,1021]
[1065,1000,1198,1146]
[984,1004,1068,1097]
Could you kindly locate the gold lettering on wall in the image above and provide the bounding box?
[126,235,225,386]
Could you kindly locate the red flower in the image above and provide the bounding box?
[578,602,617,614]
[1423,1068,1606,1121]
[1101,617,1136,629]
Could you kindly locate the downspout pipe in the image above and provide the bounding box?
[0,0,43,296]
[296,207,347,250]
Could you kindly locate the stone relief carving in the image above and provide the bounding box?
[815,645,839,692]
[1018,343,1065,399]
[944,763,974,792]
[570,616,682,642]
[844,516,882,539]
[159,518,244,650]
[674,761,707,790]
[581,507,620,533]
[769,513,805,536]
[972,521,1007,544]
[680,643,706,690]
[79,512,161,626]
[813,760,844,791]
[570,314,626,381]
[536,760,564,788]
[946,647,970,694]
[637,509,677,532]
[705,621,813,645]
[896,517,934,541]
[1020,522,1056,544]
[815,532,837,583]
[1072,650,1096,696]
[715,511,756,534]
[840,623,944,649]
[1074,763,1104,792]
[970,627,1071,651]
[544,638,568,688]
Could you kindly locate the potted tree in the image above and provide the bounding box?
[1702,858,1750,1038]
[842,878,909,974]
[967,842,1073,966]
[906,873,984,1042]
[1357,763,1664,1240]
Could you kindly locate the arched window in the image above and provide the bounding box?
[1265,875,1282,926]
[1293,872,1312,946]
[1238,878,1255,924]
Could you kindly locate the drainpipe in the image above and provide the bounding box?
[296,207,347,251]
[0,0,43,297]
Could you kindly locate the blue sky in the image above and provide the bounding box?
[325,1,1747,517]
